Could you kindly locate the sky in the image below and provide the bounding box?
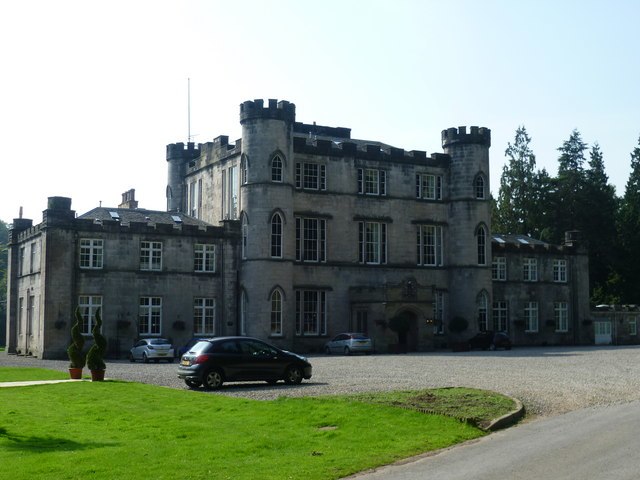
[1,0,639,224]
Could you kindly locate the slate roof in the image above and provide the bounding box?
[78,207,214,227]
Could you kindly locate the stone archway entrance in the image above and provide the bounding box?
[388,310,419,352]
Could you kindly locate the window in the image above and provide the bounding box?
[241,214,248,260]
[357,168,386,196]
[355,310,368,334]
[140,241,162,271]
[477,291,489,331]
[17,297,24,335]
[492,256,506,280]
[474,175,485,199]
[630,318,638,336]
[525,302,539,332]
[416,225,443,266]
[139,297,162,335]
[295,217,326,262]
[240,290,247,336]
[29,242,37,273]
[270,290,283,336]
[523,258,538,282]
[477,226,487,265]
[79,239,104,269]
[553,259,567,282]
[493,301,508,331]
[19,246,25,276]
[295,290,327,336]
[78,295,102,335]
[271,213,283,258]
[358,221,387,264]
[194,298,215,335]
[434,291,445,334]
[415,173,442,200]
[27,295,35,338]
[295,162,326,190]
[222,165,239,219]
[241,156,248,185]
[194,244,215,272]
[554,302,569,332]
[271,155,283,182]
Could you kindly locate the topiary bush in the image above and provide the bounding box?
[86,308,107,371]
[67,307,86,369]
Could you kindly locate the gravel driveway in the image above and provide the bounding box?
[3,346,640,418]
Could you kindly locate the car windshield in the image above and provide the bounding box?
[190,341,213,353]
[149,339,170,345]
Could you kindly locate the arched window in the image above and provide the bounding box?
[271,213,283,258]
[476,226,487,265]
[477,291,489,332]
[271,155,283,182]
[474,175,485,199]
[241,213,248,260]
[270,289,283,336]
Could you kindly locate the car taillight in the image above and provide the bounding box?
[193,354,210,365]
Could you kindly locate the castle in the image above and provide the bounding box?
[5,99,596,359]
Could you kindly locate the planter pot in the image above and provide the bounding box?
[69,368,83,380]
[90,370,106,382]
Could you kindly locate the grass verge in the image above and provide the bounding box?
[0,367,71,382]
[0,368,515,480]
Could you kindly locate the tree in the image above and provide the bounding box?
[616,135,640,302]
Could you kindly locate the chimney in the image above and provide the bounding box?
[119,189,138,209]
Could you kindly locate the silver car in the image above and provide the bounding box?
[129,338,175,363]
[325,333,373,355]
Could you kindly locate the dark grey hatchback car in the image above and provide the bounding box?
[177,336,313,390]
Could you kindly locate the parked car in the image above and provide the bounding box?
[176,337,203,357]
[129,338,175,363]
[324,333,373,355]
[468,331,512,351]
[177,336,313,390]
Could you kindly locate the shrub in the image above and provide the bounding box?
[86,309,107,371]
[67,307,86,369]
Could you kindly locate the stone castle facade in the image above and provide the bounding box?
[5,99,596,359]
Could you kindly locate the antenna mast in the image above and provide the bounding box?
[187,77,192,143]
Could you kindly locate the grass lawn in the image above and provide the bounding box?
[0,367,71,382]
[0,368,515,480]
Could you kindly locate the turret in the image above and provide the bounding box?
[166,142,200,212]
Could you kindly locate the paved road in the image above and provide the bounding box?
[350,399,640,480]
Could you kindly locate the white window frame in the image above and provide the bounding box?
[554,302,569,332]
[630,318,638,336]
[553,259,568,283]
[477,226,487,266]
[194,244,216,272]
[523,258,538,282]
[79,239,104,269]
[357,168,387,196]
[271,213,283,258]
[194,298,215,335]
[270,289,283,336]
[434,291,445,334]
[475,175,485,199]
[358,221,387,264]
[295,162,326,191]
[492,256,506,281]
[525,301,539,332]
[271,155,283,182]
[493,301,508,332]
[78,295,102,336]
[477,291,489,332]
[295,289,327,336]
[416,173,442,200]
[140,241,162,271]
[416,225,443,266]
[295,217,326,263]
[139,296,162,336]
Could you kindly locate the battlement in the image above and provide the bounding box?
[239,98,296,124]
[166,142,201,161]
[441,126,491,148]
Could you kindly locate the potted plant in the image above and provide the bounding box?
[66,307,86,379]
[86,308,107,381]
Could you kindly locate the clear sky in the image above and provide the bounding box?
[1,0,638,223]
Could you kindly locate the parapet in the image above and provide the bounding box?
[166,142,201,162]
[441,126,491,148]
[239,99,296,124]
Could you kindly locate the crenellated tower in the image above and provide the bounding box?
[441,126,493,332]
[166,142,200,212]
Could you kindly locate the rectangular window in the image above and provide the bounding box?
[295,290,327,336]
[194,298,215,335]
[79,239,104,269]
[523,258,538,282]
[19,246,25,276]
[357,168,387,196]
[554,302,569,332]
[189,180,198,218]
[553,259,567,283]
[194,244,216,272]
[525,301,539,332]
[78,295,102,336]
[416,173,442,200]
[434,291,445,334]
[492,256,506,280]
[271,291,282,336]
[295,217,326,262]
[358,221,387,264]
[27,295,35,337]
[355,310,368,334]
[295,162,326,190]
[493,301,508,331]
[139,297,162,336]
[630,318,637,336]
[140,241,162,271]
[29,242,37,274]
[416,225,443,266]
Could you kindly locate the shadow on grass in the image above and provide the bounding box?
[0,426,117,452]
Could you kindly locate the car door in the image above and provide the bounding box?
[238,339,283,380]
[132,340,146,360]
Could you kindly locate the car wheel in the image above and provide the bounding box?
[489,344,496,351]
[344,346,351,356]
[128,353,135,363]
[142,353,149,363]
[203,369,224,390]
[325,346,331,355]
[185,379,201,389]
[284,365,303,385]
